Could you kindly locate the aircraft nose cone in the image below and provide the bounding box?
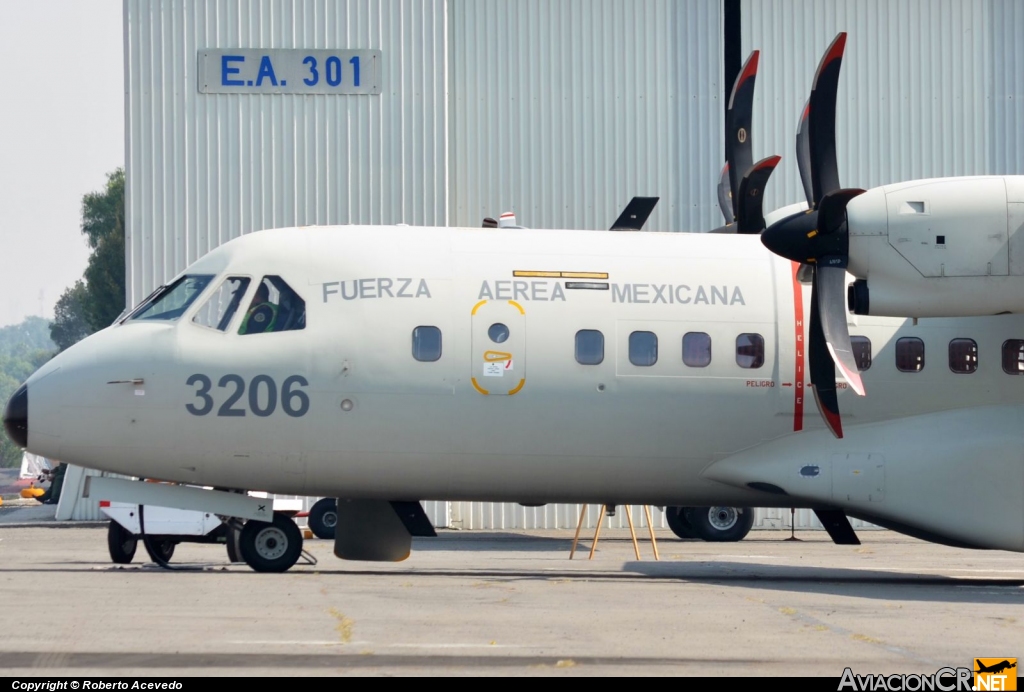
[761,209,819,264]
[2,383,28,448]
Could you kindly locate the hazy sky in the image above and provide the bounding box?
[0,2,123,327]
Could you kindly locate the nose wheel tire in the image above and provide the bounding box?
[143,539,176,564]
[685,506,754,542]
[226,524,242,563]
[238,512,303,573]
[107,520,137,564]
[307,498,338,540]
[664,506,697,539]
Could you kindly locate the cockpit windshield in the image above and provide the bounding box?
[126,275,214,322]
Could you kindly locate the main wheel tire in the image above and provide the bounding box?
[308,498,338,540]
[685,506,754,542]
[143,538,176,564]
[664,506,697,539]
[238,512,303,573]
[107,521,137,564]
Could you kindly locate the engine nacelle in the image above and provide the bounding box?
[703,405,1024,552]
[845,176,1024,317]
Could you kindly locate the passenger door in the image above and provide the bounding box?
[470,299,526,396]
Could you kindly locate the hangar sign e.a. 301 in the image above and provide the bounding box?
[198,49,381,95]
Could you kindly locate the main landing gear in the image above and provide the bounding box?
[665,506,754,542]
[307,497,338,540]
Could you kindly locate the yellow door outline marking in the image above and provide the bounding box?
[471,299,488,315]
[484,350,513,362]
[508,300,525,314]
[508,379,526,396]
[471,377,489,395]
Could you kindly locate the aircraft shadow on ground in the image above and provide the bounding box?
[8,559,1023,605]
[411,532,574,551]
[626,560,1024,605]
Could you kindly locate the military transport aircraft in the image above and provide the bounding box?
[5,34,1024,572]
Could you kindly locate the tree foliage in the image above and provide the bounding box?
[50,282,92,352]
[81,168,125,250]
[81,169,126,331]
[50,168,127,351]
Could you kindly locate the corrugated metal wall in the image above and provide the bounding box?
[441,503,878,531]
[741,0,1024,214]
[990,0,1024,174]
[449,0,724,232]
[124,0,449,303]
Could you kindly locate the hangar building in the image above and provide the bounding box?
[116,0,1024,530]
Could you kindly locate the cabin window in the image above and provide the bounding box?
[1002,340,1024,375]
[412,326,442,362]
[239,276,306,335]
[629,331,658,367]
[575,330,604,365]
[192,277,251,331]
[736,333,765,369]
[127,275,214,322]
[895,337,925,372]
[851,335,872,371]
[682,332,712,368]
[948,338,978,374]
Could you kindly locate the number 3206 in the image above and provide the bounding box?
[186,374,310,418]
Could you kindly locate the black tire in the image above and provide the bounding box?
[238,512,303,573]
[664,506,697,539]
[308,498,338,540]
[226,524,242,563]
[685,506,755,542]
[143,538,176,564]
[107,520,137,564]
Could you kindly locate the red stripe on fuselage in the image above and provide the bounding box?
[791,262,805,432]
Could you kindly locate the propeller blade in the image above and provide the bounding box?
[735,155,781,234]
[610,197,659,231]
[726,50,759,217]
[808,32,847,205]
[796,99,813,207]
[808,269,844,439]
[816,265,864,396]
[717,163,734,224]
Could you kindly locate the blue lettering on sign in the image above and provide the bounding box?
[303,56,319,85]
[221,55,245,86]
[255,56,278,86]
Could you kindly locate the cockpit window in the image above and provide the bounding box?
[127,275,214,322]
[239,276,306,335]
[192,277,251,331]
